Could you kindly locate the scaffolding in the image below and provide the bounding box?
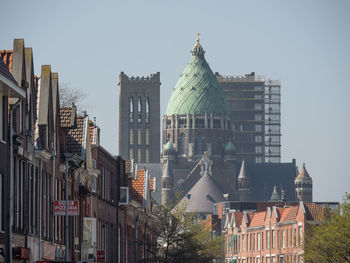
[264,79,281,163]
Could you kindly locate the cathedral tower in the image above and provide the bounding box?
[295,163,313,202]
[118,72,160,163]
[162,34,232,161]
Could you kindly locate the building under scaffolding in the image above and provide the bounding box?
[216,72,281,164]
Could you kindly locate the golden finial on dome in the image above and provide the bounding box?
[196,32,200,42]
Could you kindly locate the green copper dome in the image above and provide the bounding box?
[166,36,228,116]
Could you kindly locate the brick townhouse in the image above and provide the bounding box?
[224,202,326,263]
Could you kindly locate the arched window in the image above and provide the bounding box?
[178,133,186,155]
[146,97,150,123]
[129,97,134,123]
[138,97,142,123]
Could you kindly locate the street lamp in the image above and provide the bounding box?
[63,153,82,261]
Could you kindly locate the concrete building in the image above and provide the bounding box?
[118,72,160,163]
[216,73,281,164]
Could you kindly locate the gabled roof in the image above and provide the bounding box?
[66,116,85,155]
[60,107,76,128]
[304,203,325,222]
[280,206,299,222]
[249,211,266,227]
[180,172,225,214]
[130,169,155,206]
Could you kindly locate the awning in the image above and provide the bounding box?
[231,259,236,263]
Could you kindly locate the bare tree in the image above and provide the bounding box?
[59,82,87,112]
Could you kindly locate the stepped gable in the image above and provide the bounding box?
[166,35,228,116]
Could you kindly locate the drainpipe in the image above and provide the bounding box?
[39,159,42,259]
[52,139,56,245]
[9,101,21,263]
[65,159,69,261]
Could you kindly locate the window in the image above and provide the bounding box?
[255,146,262,154]
[299,225,303,246]
[272,230,275,248]
[255,136,262,143]
[145,129,150,145]
[138,129,142,145]
[294,228,296,247]
[179,133,186,155]
[286,228,289,247]
[255,103,262,110]
[257,233,261,251]
[138,149,142,162]
[145,97,150,123]
[255,157,262,163]
[129,148,134,160]
[138,97,142,123]
[262,232,264,250]
[255,114,262,121]
[129,129,134,145]
[146,149,150,163]
[242,234,245,251]
[282,230,285,248]
[129,97,134,123]
[267,230,270,249]
[255,125,262,132]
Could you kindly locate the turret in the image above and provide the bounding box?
[237,160,250,201]
[162,140,176,162]
[162,160,175,206]
[270,185,280,201]
[295,163,313,202]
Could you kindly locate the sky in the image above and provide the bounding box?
[1,0,349,202]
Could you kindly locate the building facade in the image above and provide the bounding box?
[216,73,281,164]
[118,72,160,163]
[223,203,326,263]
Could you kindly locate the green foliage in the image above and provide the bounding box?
[304,193,350,263]
[155,199,222,263]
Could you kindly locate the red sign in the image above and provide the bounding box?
[54,200,79,216]
[97,250,105,262]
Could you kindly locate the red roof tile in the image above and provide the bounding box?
[280,206,299,222]
[304,203,325,222]
[0,50,13,72]
[66,116,85,154]
[130,169,155,206]
[60,107,76,128]
[234,212,243,227]
[250,211,266,227]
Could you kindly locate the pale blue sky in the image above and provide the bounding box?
[1,0,349,202]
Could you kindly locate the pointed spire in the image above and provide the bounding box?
[238,160,248,179]
[270,185,280,201]
[297,163,310,179]
[163,140,176,156]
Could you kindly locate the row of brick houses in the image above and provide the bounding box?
[0,39,158,263]
[223,202,328,263]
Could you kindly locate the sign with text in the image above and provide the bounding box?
[54,200,79,216]
[97,250,105,262]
